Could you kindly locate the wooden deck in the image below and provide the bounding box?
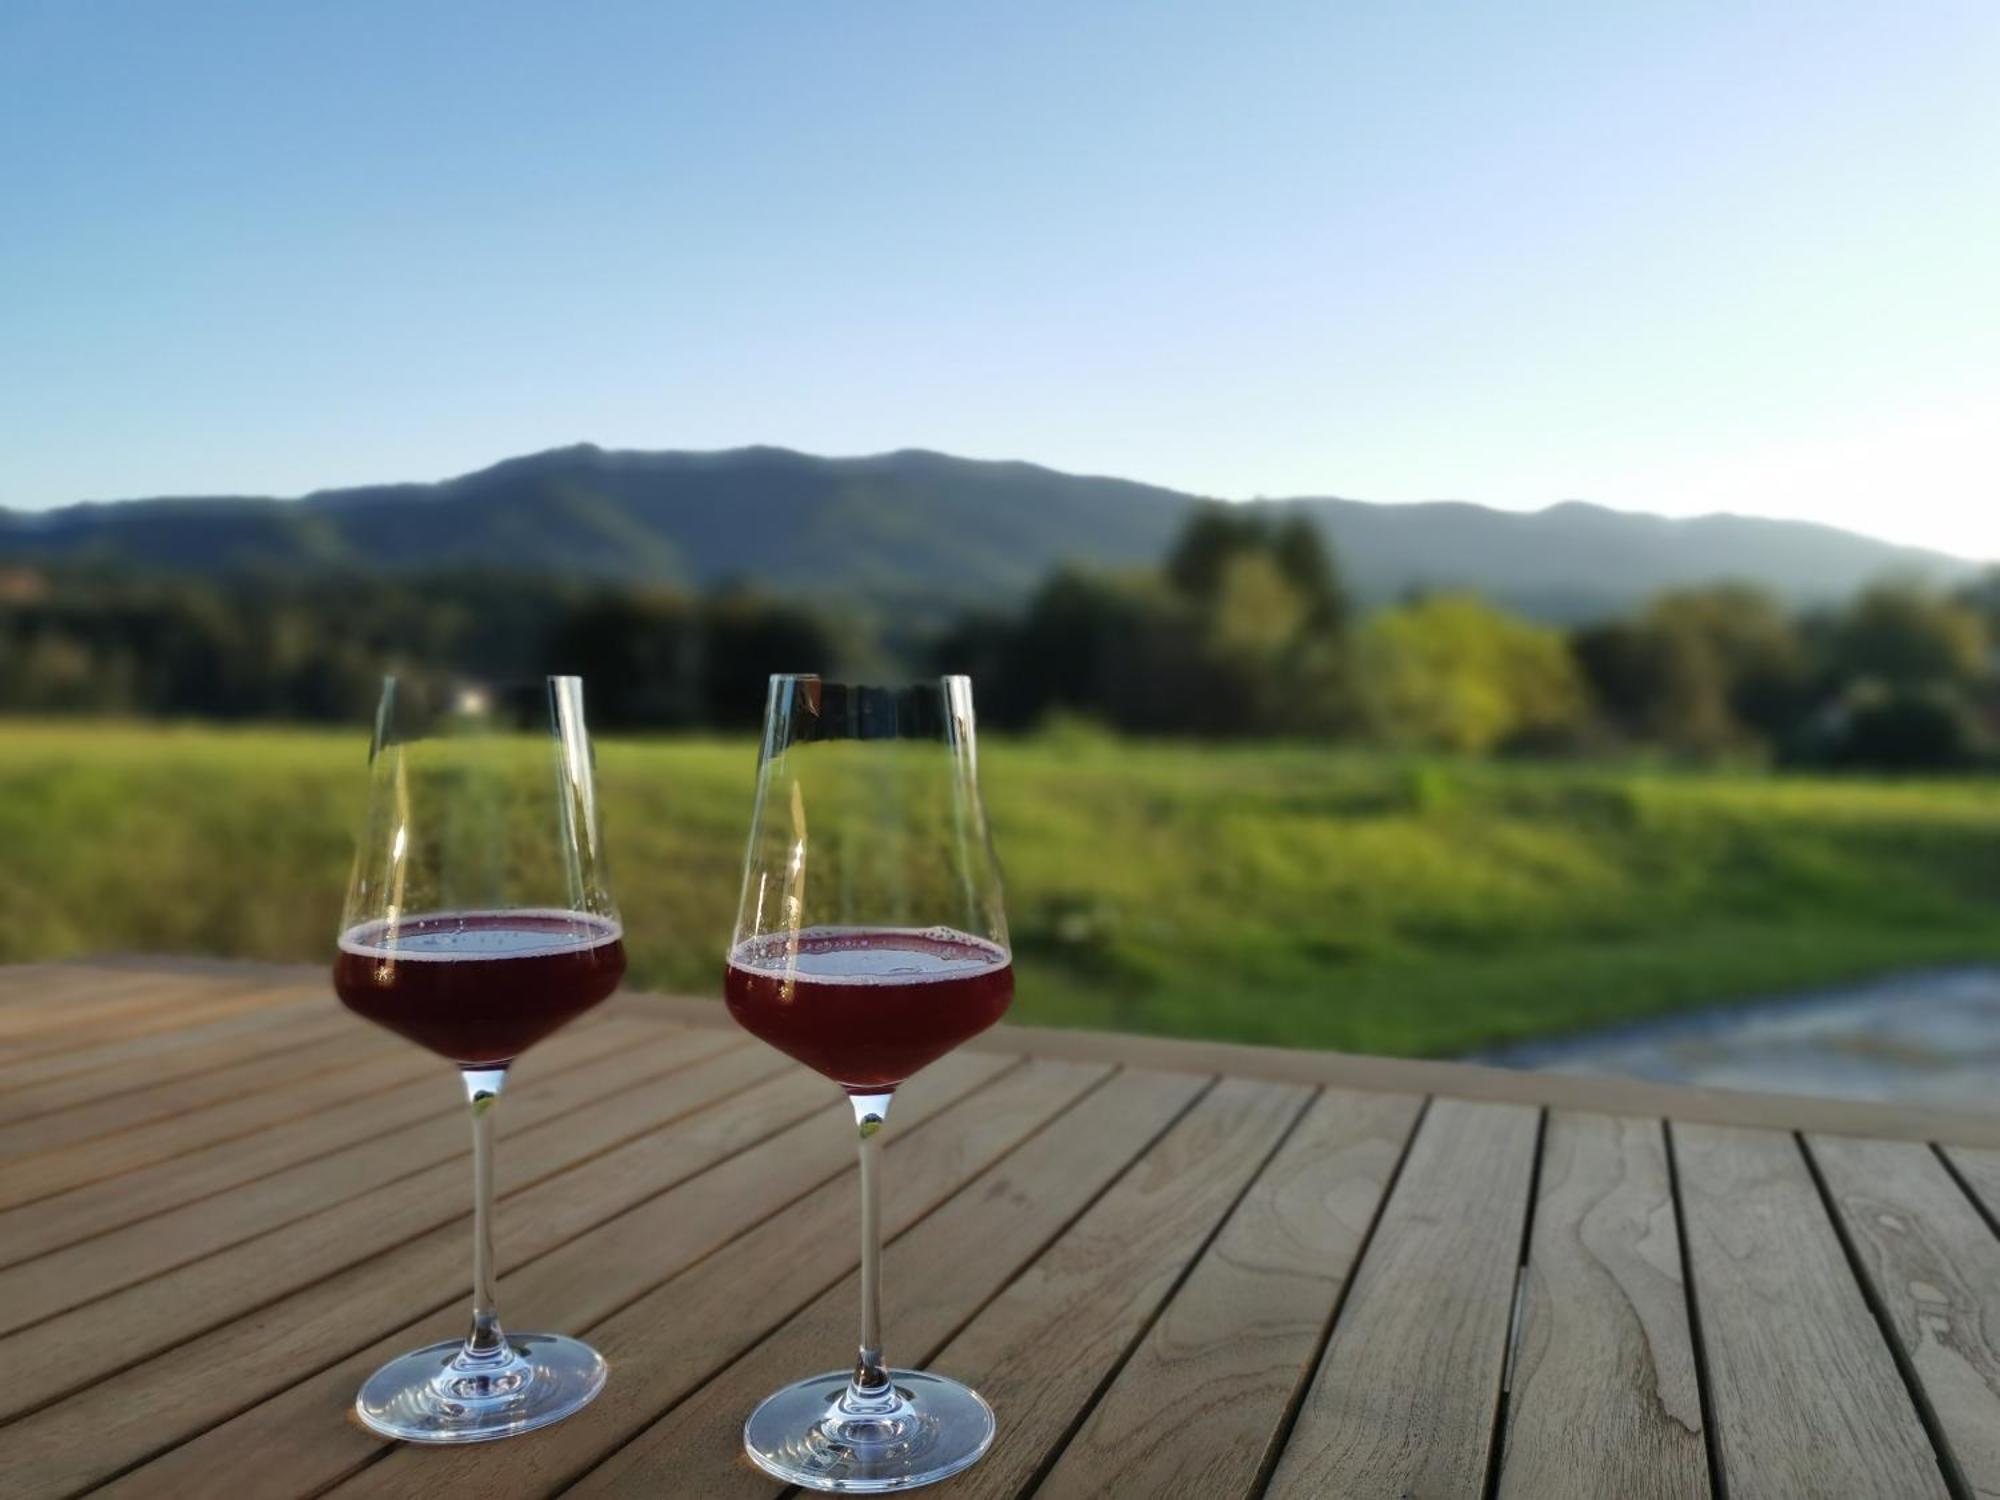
[2,959,1998,1499]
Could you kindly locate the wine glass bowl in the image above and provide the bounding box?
[726,675,1012,1491]
[724,926,1013,1093]
[331,676,623,1443]
[334,909,625,1066]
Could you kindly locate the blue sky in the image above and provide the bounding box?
[4,1,1996,555]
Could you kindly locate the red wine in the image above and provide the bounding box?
[724,927,1013,1093]
[334,910,626,1067]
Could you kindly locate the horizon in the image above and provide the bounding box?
[6,437,1990,565]
[4,3,1996,554]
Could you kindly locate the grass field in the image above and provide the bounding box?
[3,720,1999,1056]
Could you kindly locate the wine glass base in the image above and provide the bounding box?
[743,1368,995,1492]
[354,1333,607,1444]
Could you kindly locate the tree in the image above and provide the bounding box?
[1823,583,1988,689]
[1572,620,1682,740]
[699,591,838,729]
[1162,504,1268,602]
[994,570,1219,734]
[1820,683,1980,771]
[1958,567,2000,640]
[1572,584,1807,755]
[543,591,703,729]
[1271,515,1348,630]
[1360,594,1587,753]
[1165,506,1347,631]
[950,503,1361,738]
[1652,585,1808,738]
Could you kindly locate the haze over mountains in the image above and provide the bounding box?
[0,445,1979,620]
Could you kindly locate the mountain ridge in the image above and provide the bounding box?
[0,444,1980,620]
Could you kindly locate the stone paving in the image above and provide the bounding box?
[1479,966,2000,1112]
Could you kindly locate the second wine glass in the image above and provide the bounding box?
[726,675,1013,1492]
[332,676,624,1443]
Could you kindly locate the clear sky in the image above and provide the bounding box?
[4,1,1995,556]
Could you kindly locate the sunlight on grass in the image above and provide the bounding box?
[2,721,1997,1056]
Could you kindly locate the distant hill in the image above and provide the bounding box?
[0,444,1980,619]
[1287,495,1983,618]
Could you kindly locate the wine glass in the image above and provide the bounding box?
[332,676,626,1443]
[726,674,1013,1491]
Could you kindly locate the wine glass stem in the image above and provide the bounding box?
[845,1091,895,1414]
[461,1067,510,1362]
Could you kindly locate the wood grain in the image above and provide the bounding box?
[0,970,205,1041]
[0,962,110,1010]
[1672,1121,1950,1500]
[96,1052,1040,1500]
[1944,1143,2000,1230]
[0,1039,444,1211]
[0,974,319,1062]
[0,980,327,1093]
[845,1077,1312,1500]
[3,959,1993,1500]
[566,1066,1218,1499]
[0,1021,400,1159]
[0,1051,889,1498]
[0,1040,795,1421]
[1807,1132,2000,1499]
[0,1027,746,1331]
[1264,1096,1541,1500]
[0,1001,360,1129]
[1497,1111,1708,1500]
[69,964,2000,1149]
[319,1057,1117,1499]
[969,1015,2000,1150]
[0,1012,661,1269]
[1036,1087,1423,1500]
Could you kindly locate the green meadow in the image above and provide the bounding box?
[4,720,1998,1056]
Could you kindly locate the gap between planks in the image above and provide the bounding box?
[79,1053,1070,1499]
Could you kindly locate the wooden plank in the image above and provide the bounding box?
[811,1077,1310,1500]
[1264,1097,1541,1500]
[2,953,1989,1500]
[65,1052,1023,1500]
[0,959,186,999]
[1672,1121,1950,1500]
[1035,1087,1423,1500]
[564,1066,1204,1500]
[638,988,2000,1151]
[34,964,2000,1151]
[983,1022,2000,1150]
[315,1058,1115,1500]
[0,981,331,1093]
[1944,1144,2000,1230]
[0,964,181,1024]
[0,1056,875,1500]
[352,1064,1198,1500]
[0,1027,746,1332]
[0,962,109,1009]
[61,955,337,988]
[0,1013,664,1270]
[0,1040,798,1422]
[0,970,197,1038]
[1807,1132,2000,1498]
[0,1039,445,1211]
[0,974,319,1062]
[0,1021,401,1159]
[0,1001,361,1128]
[1497,1112,1709,1500]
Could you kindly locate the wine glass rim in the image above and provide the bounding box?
[378,672,583,687]
[767,673,970,689]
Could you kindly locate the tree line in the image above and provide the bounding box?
[0,567,832,731]
[2,509,1996,767]
[935,505,2000,769]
